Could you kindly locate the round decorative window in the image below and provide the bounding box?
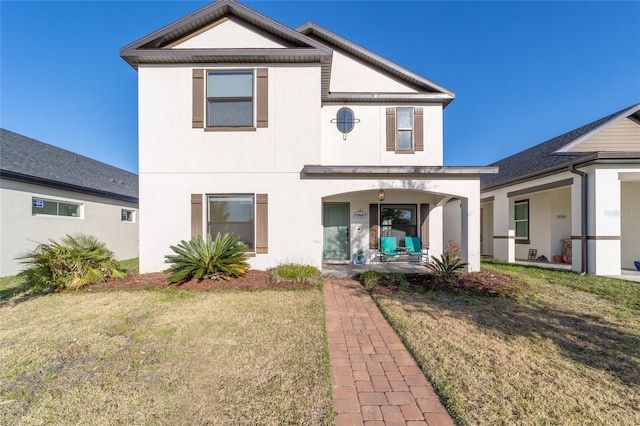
[335,107,355,133]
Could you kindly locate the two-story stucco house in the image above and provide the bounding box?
[121,0,495,274]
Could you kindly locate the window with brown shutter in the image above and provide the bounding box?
[256,69,268,128]
[386,107,424,152]
[369,204,379,249]
[414,107,424,151]
[256,194,268,253]
[191,194,203,238]
[386,108,396,151]
[192,70,204,128]
[193,68,268,131]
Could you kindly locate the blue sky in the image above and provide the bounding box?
[2,1,639,173]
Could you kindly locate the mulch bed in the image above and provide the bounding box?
[404,271,529,297]
[84,270,315,292]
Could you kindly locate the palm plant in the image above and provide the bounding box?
[18,234,125,291]
[164,233,249,283]
[426,252,468,283]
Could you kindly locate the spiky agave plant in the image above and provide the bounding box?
[164,233,249,283]
[18,234,125,291]
[426,252,468,283]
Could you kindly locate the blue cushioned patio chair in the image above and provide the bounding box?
[380,236,401,262]
[405,236,428,263]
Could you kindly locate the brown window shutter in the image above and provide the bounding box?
[420,203,429,249]
[192,69,204,128]
[256,68,268,128]
[369,204,379,249]
[191,194,203,238]
[256,194,268,253]
[386,107,396,151]
[414,107,424,151]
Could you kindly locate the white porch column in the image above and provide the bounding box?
[591,168,622,275]
[461,196,481,272]
[492,193,515,262]
[429,203,444,259]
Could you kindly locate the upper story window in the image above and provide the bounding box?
[207,71,253,127]
[386,107,424,153]
[32,198,81,218]
[336,108,355,133]
[193,68,268,131]
[396,108,413,151]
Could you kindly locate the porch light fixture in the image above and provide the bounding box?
[378,190,385,201]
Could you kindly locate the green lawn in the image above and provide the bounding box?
[372,261,640,425]
[0,276,332,425]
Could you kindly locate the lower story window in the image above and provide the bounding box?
[121,209,135,222]
[208,194,254,251]
[32,198,81,217]
[514,199,529,241]
[381,204,417,246]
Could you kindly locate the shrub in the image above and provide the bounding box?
[164,233,249,283]
[17,234,125,291]
[359,271,408,289]
[266,264,322,287]
[444,240,461,261]
[426,252,468,283]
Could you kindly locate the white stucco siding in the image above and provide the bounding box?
[139,173,482,273]
[0,179,138,277]
[138,64,322,174]
[320,104,443,166]
[172,17,293,49]
[329,50,420,93]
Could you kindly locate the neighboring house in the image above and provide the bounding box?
[0,129,139,276]
[120,0,495,274]
[478,103,640,276]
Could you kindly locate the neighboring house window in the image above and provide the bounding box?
[514,200,529,242]
[208,194,255,251]
[207,71,254,127]
[380,204,417,246]
[385,107,424,152]
[32,198,81,217]
[121,209,135,222]
[396,107,413,151]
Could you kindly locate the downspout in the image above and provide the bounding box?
[569,165,587,274]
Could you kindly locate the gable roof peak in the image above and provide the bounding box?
[120,0,331,69]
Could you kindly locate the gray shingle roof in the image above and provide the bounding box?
[0,129,138,202]
[481,103,640,190]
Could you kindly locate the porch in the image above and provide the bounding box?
[323,261,428,278]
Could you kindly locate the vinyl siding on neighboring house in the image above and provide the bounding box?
[567,118,640,152]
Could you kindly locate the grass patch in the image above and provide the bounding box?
[372,261,640,425]
[0,275,26,301]
[266,264,323,288]
[118,258,139,273]
[0,288,331,424]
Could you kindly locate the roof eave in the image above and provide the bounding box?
[0,170,139,204]
[121,48,331,69]
[325,92,454,106]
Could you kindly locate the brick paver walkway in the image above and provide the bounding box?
[324,277,455,426]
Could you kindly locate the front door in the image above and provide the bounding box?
[323,202,350,260]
